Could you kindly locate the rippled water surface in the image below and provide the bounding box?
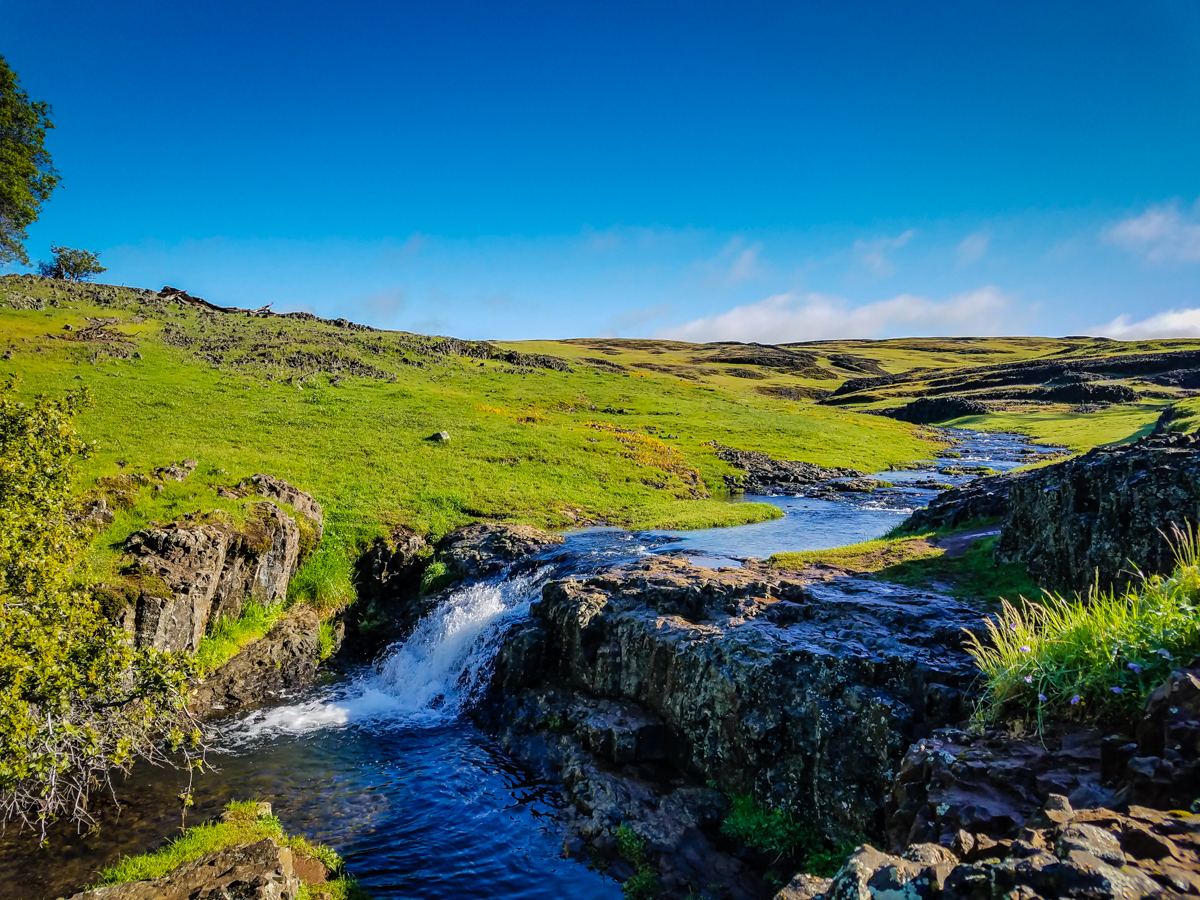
[0,429,1055,899]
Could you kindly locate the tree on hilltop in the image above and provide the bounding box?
[0,55,59,267]
[0,378,203,837]
[37,244,106,281]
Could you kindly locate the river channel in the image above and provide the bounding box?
[1,429,1058,899]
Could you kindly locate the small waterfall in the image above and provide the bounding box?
[227,568,548,742]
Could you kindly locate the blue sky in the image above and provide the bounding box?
[5,1,1200,341]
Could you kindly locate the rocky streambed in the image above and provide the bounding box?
[9,430,1200,900]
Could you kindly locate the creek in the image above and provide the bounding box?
[0,430,1056,899]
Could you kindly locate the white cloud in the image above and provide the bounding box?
[1093,307,1200,340]
[1104,201,1200,263]
[696,238,764,286]
[658,286,1013,343]
[853,229,915,278]
[957,231,990,267]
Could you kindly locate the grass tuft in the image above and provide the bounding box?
[97,799,366,896]
[288,532,356,616]
[720,794,860,878]
[194,602,286,674]
[966,526,1200,728]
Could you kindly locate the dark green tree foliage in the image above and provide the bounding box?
[37,244,106,281]
[0,379,202,836]
[0,56,58,267]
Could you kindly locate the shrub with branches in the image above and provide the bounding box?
[0,377,202,837]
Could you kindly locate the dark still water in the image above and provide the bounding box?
[0,428,1055,898]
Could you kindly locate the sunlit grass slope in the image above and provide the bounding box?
[1,276,940,544]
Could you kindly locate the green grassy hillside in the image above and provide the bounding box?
[3,274,1196,559]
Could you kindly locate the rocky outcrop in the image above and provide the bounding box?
[884,397,989,425]
[436,523,565,579]
[63,838,302,900]
[899,470,1025,532]
[250,473,325,540]
[711,445,861,494]
[997,432,1200,592]
[1118,665,1200,811]
[102,477,324,654]
[116,502,303,654]
[191,605,327,716]
[804,801,1200,900]
[488,557,985,841]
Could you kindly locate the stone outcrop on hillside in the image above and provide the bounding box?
[883,396,989,425]
[107,478,323,654]
[711,445,861,494]
[901,471,1026,531]
[63,838,303,900]
[997,431,1200,592]
[487,557,984,843]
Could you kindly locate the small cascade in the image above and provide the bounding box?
[228,568,549,741]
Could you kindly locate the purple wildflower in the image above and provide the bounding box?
[1111,686,1123,694]
[1024,675,1033,684]
[1038,693,1047,702]
[1070,695,1081,705]
[1019,645,1031,653]
[1128,662,1142,674]
[1156,649,1172,659]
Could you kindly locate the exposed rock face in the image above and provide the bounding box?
[63,838,302,899]
[350,526,431,650]
[250,473,325,540]
[805,802,1200,900]
[886,727,1111,853]
[1119,666,1200,811]
[884,396,989,425]
[711,445,861,494]
[436,523,565,579]
[997,432,1200,592]
[489,557,984,840]
[119,501,304,653]
[191,605,326,716]
[902,471,1028,531]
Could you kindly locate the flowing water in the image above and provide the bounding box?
[0,430,1057,899]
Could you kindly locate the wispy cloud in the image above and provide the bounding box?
[658,286,1013,343]
[1104,200,1200,263]
[853,229,915,278]
[1093,307,1200,340]
[695,238,764,286]
[957,231,990,267]
[608,303,672,333]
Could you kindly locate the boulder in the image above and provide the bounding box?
[62,838,301,900]
[250,473,324,540]
[1118,665,1200,810]
[997,431,1200,592]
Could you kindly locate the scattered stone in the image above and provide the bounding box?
[427,430,451,442]
[436,523,564,580]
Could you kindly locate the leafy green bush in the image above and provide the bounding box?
[0,379,200,835]
[419,558,453,595]
[616,823,659,898]
[967,526,1200,727]
[720,794,857,877]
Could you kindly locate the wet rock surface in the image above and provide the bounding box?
[902,471,1026,531]
[997,432,1200,592]
[436,522,565,579]
[62,838,303,900]
[482,556,988,895]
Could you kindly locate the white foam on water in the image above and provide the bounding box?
[222,569,548,745]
